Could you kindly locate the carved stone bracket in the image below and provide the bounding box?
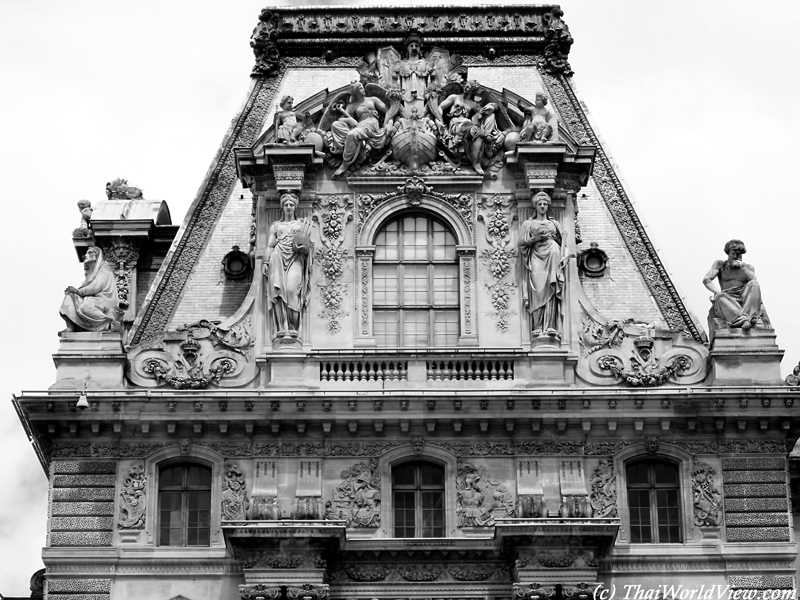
[236,145,322,192]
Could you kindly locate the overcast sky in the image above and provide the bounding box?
[2,0,799,593]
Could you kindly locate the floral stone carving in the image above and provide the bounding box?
[326,458,380,528]
[456,463,514,527]
[692,462,722,527]
[250,9,281,76]
[102,239,140,313]
[313,195,353,333]
[589,460,617,518]
[118,464,146,529]
[479,194,517,331]
[222,463,248,521]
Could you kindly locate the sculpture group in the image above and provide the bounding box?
[272,34,558,178]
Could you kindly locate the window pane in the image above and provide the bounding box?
[420,464,444,487]
[159,466,183,489]
[431,222,456,260]
[433,310,459,347]
[375,221,398,260]
[421,490,444,537]
[374,311,399,346]
[403,265,429,306]
[656,489,681,543]
[654,462,679,486]
[403,311,429,347]
[393,491,416,538]
[432,264,459,306]
[626,462,650,486]
[393,464,417,486]
[373,265,399,305]
[628,489,652,543]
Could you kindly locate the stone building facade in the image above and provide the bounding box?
[14,5,800,600]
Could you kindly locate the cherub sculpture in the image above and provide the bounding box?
[273,95,308,144]
[72,200,93,238]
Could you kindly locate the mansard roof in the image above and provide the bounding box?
[128,4,703,349]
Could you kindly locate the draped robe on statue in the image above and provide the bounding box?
[59,249,119,332]
[265,218,313,335]
[329,105,387,170]
[520,217,564,334]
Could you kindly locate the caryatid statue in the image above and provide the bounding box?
[518,191,570,340]
[263,191,314,341]
[703,238,770,331]
[59,246,120,332]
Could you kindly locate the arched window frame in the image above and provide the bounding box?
[141,446,226,548]
[378,446,458,538]
[355,194,477,347]
[613,445,695,546]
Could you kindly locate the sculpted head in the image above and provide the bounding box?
[280,191,299,220]
[534,92,548,107]
[280,95,294,109]
[349,80,366,100]
[724,239,746,258]
[405,32,423,57]
[84,246,100,264]
[532,191,552,216]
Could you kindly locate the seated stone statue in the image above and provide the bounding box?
[59,246,120,332]
[519,92,557,143]
[702,239,770,331]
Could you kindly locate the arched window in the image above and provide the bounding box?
[626,459,682,543]
[158,463,212,546]
[373,214,459,347]
[392,462,445,537]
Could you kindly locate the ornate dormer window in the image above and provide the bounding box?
[373,213,459,347]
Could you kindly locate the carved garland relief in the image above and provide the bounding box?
[313,195,353,333]
[479,194,517,331]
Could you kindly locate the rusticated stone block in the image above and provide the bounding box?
[51,502,114,517]
[50,517,114,531]
[49,531,113,546]
[722,457,785,471]
[725,526,790,542]
[722,470,786,484]
[52,461,116,475]
[52,474,116,488]
[723,483,787,498]
[724,498,787,512]
[724,512,789,526]
[47,578,111,593]
[729,574,795,589]
[52,488,114,502]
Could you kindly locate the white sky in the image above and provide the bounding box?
[2,0,800,593]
